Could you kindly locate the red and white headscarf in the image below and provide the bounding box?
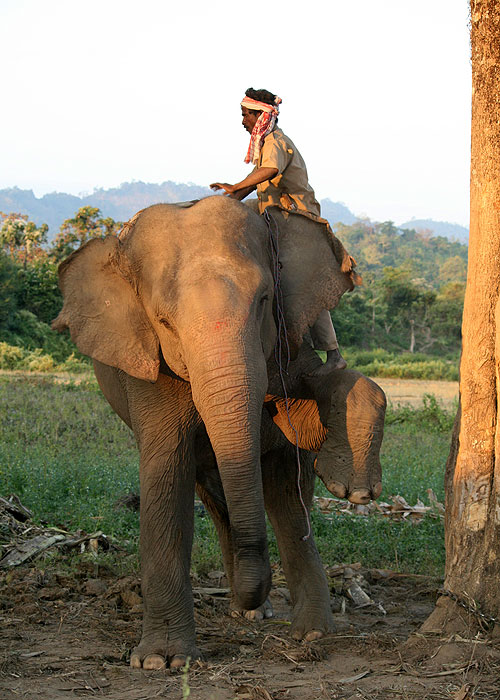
[241,95,282,164]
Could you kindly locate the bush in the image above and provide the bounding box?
[343,347,459,381]
[0,341,89,373]
[1,310,84,363]
[0,341,25,369]
[26,349,56,372]
[386,393,456,434]
[58,352,90,373]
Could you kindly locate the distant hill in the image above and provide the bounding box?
[0,182,467,243]
[398,218,469,243]
[0,182,213,240]
[0,183,359,240]
[320,198,357,225]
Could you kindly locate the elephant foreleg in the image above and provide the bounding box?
[126,375,201,670]
[262,445,334,640]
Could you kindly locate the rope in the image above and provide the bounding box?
[263,209,311,542]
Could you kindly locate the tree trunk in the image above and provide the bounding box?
[424,0,500,629]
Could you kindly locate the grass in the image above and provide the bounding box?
[0,374,452,577]
[318,347,460,381]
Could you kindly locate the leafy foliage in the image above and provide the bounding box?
[0,207,121,363]
[331,219,467,355]
[0,211,48,264]
[51,206,122,261]
[0,207,466,373]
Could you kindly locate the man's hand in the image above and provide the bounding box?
[210,182,235,194]
[210,167,278,200]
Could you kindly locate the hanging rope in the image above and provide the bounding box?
[263,209,311,542]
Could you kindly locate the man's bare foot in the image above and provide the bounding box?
[308,349,347,376]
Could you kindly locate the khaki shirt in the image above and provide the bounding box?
[256,127,321,217]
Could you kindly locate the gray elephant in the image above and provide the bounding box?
[53,197,385,670]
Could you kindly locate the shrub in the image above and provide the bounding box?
[343,347,459,381]
[26,349,56,372]
[58,352,90,373]
[0,341,25,369]
[386,393,456,434]
[1,310,82,363]
[0,341,88,373]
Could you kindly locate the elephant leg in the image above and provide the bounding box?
[195,450,273,621]
[127,375,201,670]
[262,445,334,641]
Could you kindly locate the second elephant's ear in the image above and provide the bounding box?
[270,209,358,355]
[52,237,159,382]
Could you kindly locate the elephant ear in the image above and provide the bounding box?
[52,237,159,382]
[265,395,327,452]
[270,208,358,355]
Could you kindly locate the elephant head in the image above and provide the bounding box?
[52,196,353,607]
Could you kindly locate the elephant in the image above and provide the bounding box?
[52,196,386,670]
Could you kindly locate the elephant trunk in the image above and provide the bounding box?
[187,339,271,610]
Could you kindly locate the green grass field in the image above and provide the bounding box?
[0,375,451,576]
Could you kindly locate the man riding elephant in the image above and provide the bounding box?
[211,87,349,375]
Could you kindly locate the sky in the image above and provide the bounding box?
[0,0,471,226]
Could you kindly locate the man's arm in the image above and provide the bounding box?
[210,166,279,198]
[228,185,256,201]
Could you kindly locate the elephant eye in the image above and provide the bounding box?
[159,318,172,330]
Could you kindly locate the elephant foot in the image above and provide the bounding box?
[290,600,334,641]
[327,480,383,505]
[230,597,274,622]
[130,635,200,670]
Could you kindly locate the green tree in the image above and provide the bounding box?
[0,251,21,327]
[379,267,436,352]
[50,206,122,261]
[438,255,467,284]
[17,258,62,325]
[0,212,48,266]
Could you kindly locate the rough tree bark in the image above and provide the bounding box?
[423,0,500,631]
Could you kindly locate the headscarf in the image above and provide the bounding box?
[241,95,282,164]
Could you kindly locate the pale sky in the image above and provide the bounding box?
[0,0,471,226]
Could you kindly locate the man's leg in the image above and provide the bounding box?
[309,309,347,375]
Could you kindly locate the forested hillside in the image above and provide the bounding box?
[0,183,468,243]
[0,206,466,378]
[332,220,466,357]
[0,183,358,240]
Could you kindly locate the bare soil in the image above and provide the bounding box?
[371,378,459,408]
[1,563,499,700]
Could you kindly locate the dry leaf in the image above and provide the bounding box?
[452,683,474,700]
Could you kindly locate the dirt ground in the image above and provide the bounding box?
[372,378,459,408]
[1,562,499,700]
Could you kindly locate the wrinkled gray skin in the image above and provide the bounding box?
[53,197,385,670]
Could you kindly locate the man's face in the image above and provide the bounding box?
[241,107,260,134]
